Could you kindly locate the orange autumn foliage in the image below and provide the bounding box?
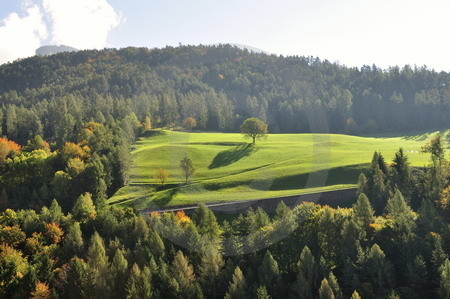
[30,281,51,299]
[150,211,161,218]
[60,142,89,161]
[0,138,21,165]
[175,210,191,224]
[0,138,21,152]
[44,222,64,244]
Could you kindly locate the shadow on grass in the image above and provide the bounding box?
[267,164,369,191]
[152,187,180,207]
[140,130,167,138]
[365,129,449,142]
[209,143,257,169]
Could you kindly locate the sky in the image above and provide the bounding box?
[1,0,450,71]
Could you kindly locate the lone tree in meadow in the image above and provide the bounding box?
[155,168,169,186]
[240,117,268,144]
[180,155,195,184]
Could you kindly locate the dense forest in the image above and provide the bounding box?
[0,136,450,298]
[1,45,450,298]
[0,44,450,143]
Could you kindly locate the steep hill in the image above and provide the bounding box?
[0,44,449,145]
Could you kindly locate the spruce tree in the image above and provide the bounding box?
[318,278,335,299]
[258,251,280,294]
[224,266,247,299]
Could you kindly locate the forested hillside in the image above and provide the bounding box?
[1,142,450,298]
[0,44,450,146]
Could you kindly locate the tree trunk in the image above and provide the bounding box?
[252,136,255,144]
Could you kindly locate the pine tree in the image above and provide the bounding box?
[256,285,271,299]
[62,222,84,257]
[327,272,343,299]
[350,290,361,299]
[360,244,394,294]
[109,249,128,299]
[405,255,427,293]
[224,266,247,299]
[198,245,225,299]
[192,204,221,242]
[291,246,318,299]
[318,278,335,299]
[86,232,109,298]
[126,263,152,299]
[440,259,450,299]
[258,251,280,293]
[391,148,411,197]
[72,193,96,222]
[357,173,367,196]
[385,189,414,232]
[170,251,198,297]
[352,193,374,227]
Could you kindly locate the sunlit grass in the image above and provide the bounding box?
[109,129,448,209]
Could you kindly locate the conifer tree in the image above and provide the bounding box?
[126,263,152,299]
[198,245,225,299]
[258,251,280,294]
[291,246,318,299]
[109,249,128,299]
[318,278,335,299]
[224,266,247,299]
[256,285,271,299]
[352,193,374,227]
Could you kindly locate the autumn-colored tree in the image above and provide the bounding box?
[44,222,64,244]
[155,168,169,185]
[0,225,26,247]
[0,137,20,166]
[66,158,86,177]
[175,210,191,225]
[0,244,29,297]
[60,142,89,162]
[30,281,51,299]
[143,116,152,131]
[183,117,197,130]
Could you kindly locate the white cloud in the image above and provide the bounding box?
[42,0,123,49]
[0,4,47,64]
[0,0,123,65]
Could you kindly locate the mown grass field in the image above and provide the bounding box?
[109,129,447,209]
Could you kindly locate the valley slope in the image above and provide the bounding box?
[109,130,439,209]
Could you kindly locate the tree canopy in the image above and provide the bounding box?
[240,118,268,144]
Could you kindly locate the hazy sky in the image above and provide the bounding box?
[1,0,450,70]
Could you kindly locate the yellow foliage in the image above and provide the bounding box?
[45,222,64,244]
[150,211,161,218]
[60,142,89,161]
[175,210,191,225]
[30,281,52,299]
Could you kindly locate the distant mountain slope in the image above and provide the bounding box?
[213,43,271,54]
[0,44,449,145]
[36,45,78,56]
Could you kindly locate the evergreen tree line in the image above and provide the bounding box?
[1,137,450,298]
[1,45,450,143]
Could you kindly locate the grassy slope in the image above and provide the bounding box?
[109,130,443,209]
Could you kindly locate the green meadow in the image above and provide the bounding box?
[109,130,446,209]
